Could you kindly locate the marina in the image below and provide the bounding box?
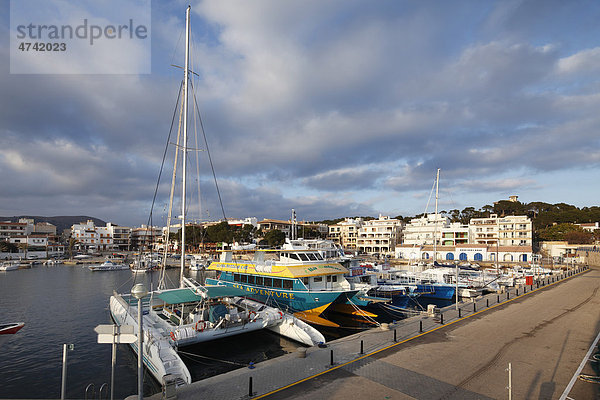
[148,265,599,400]
[3,3,600,400]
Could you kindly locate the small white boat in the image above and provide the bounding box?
[0,322,25,347]
[89,260,129,271]
[0,261,20,271]
[189,255,209,271]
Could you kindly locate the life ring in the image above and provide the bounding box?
[195,321,205,332]
[248,311,257,321]
[170,331,176,341]
[278,311,283,319]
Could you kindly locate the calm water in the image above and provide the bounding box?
[0,265,297,399]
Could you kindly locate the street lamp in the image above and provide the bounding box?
[131,283,148,400]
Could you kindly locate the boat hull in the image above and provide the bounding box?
[205,278,356,316]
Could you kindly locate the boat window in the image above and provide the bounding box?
[313,276,322,282]
[315,253,324,260]
[255,276,264,286]
[307,253,317,261]
[264,277,272,287]
[241,275,248,283]
[299,253,310,261]
[326,275,332,282]
[289,253,300,260]
[302,277,309,285]
[234,273,240,282]
[247,275,255,284]
[283,279,293,289]
[332,275,337,282]
[272,278,282,288]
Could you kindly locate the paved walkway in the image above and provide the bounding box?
[150,266,599,400]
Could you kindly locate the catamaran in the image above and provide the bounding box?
[108,6,324,388]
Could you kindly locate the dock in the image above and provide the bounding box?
[146,265,599,400]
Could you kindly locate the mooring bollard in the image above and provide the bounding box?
[458,308,462,318]
[486,298,489,307]
[507,291,510,299]
[330,349,334,366]
[360,340,363,354]
[249,377,253,397]
[394,329,397,342]
[497,294,500,303]
[419,320,423,333]
[516,288,519,295]
[473,302,476,312]
[440,314,444,324]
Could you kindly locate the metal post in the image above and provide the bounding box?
[440,314,444,324]
[497,295,500,303]
[111,325,116,400]
[137,297,143,400]
[394,329,397,342]
[330,350,334,366]
[458,308,461,318]
[455,262,459,310]
[61,344,68,400]
[486,298,489,307]
[507,362,512,400]
[249,377,253,397]
[473,302,476,312]
[360,340,363,354]
[419,320,423,332]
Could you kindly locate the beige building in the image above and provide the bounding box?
[470,214,532,247]
[357,215,403,256]
[327,218,364,250]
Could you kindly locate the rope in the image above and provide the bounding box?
[178,350,250,367]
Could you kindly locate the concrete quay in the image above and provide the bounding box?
[151,266,599,400]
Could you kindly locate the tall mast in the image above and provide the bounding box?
[180,5,190,287]
[433,168,440,262]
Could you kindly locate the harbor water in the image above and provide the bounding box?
[0,265,298,399]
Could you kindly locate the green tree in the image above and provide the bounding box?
[263,229,286,247]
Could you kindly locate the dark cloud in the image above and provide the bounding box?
[1,1,599,225]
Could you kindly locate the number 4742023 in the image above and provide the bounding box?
[18,42,66,51]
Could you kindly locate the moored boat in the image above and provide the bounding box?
[0,261,20,271]
[89,260,129,271]
[206,248,375,327]
[0,322,25,347]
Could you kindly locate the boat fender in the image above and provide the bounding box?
[195,321,205,332]
[170,331,176,341]
[248,311,257,321]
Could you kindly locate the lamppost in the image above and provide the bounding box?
[131,283,148,400]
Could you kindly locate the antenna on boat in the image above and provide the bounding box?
[180,5,191,288]
[433,168,440,262]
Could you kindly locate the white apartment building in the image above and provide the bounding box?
[107,223,131,251]
[327,218,364,250]
[130,225,162,251]
[395,243,532,263]
[356,215,403,256]
[71,220,100,251]
[0,219,34,241]
[470,214,532,247]
[403,214,448,246]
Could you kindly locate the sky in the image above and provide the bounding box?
[1,0,600,227]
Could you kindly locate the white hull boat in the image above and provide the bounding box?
[89,260,129,271]
[0,261,20,271]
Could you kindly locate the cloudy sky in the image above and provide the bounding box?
[1,0,599,227]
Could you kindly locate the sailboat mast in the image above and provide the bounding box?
[433,168,440,261]
[180,5,191,287]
